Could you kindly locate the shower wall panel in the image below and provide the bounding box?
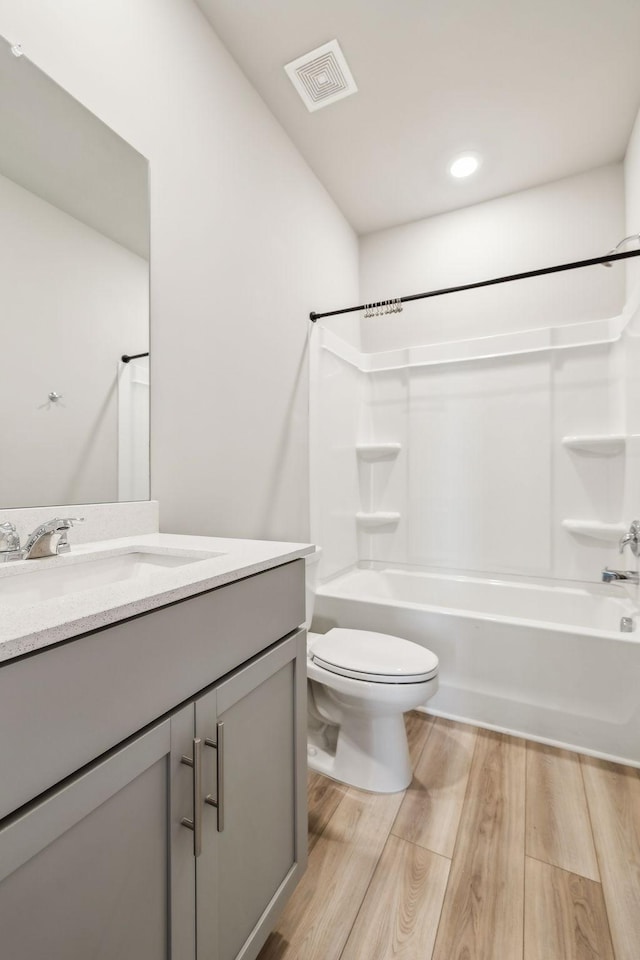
[406,354,552,576]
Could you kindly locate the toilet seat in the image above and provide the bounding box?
[310,628,439,684]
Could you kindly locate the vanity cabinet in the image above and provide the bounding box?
[0,716,189,960]
[196,631,306,960]
[0,559,307,960]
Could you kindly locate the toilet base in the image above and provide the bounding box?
[307,712,413,793]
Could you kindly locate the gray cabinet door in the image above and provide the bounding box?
[0,709,197,960]
[196,629,307,960]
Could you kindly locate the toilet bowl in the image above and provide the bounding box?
[305,552,439,793]
[307,628,439,792]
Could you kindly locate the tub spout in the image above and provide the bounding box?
[602,567,639,584]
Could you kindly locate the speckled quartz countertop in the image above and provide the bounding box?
[0,533,314,664]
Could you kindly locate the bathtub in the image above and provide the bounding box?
[313,566,640,766]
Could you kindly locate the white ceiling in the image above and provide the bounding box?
[196,0,640,235]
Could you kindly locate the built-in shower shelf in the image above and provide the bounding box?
[356,442,402,461]
[562,434,627,455]
[356,511,401,528]
[562,519,627,542]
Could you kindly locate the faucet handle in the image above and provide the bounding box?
[619,520,640,556]
[0,522,20,552]
[55,518,85,555]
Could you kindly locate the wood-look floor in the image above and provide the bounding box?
[258,713,640,960]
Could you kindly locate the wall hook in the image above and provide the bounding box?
[48,391,63,403]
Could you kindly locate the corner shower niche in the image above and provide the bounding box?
[356,442,402,530]
[561,431,637,544]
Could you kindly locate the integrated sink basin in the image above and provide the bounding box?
[0,548,223,607]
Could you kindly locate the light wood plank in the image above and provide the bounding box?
[404,710,434,767]
[526,742,599,880]
[392,716,477,858]
[341,835,450,960]
[581,755,640,960]
[524,857,614,960]
[307,772,347,853]
[431,729,526,960]
[258,786,403,960]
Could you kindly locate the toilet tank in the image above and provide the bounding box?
[305,548,322,630]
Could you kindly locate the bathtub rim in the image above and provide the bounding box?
[315,566,639,644]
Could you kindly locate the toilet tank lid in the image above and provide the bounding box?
[311,628,438,680]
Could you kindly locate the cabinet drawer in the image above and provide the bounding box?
[0,559,304,820]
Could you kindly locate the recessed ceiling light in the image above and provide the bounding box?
[450,155,480,178]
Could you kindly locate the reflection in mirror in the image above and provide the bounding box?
[0,35,149,509]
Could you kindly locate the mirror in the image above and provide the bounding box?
[0,36,150,509]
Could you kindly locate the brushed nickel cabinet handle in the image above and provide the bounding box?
[204,721,225,832]
[180,737,203,857]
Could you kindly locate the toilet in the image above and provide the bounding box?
[305,553,439,793]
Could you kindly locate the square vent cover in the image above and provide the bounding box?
[285,39,357,113]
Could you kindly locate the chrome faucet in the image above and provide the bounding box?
[602,567,640,585]
[22,517,84,560]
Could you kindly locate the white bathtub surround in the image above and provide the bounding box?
[311,318,635,584]
[0,531,313,661]
[314,566,640,767]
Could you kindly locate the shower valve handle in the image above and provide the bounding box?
[619,520,640,557]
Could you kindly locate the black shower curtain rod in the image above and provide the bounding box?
[121,352,149,363]
[308,248,640,322]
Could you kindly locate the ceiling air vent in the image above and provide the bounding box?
[284,39,357,113]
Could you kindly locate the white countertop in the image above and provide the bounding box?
[0,533,314,663]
